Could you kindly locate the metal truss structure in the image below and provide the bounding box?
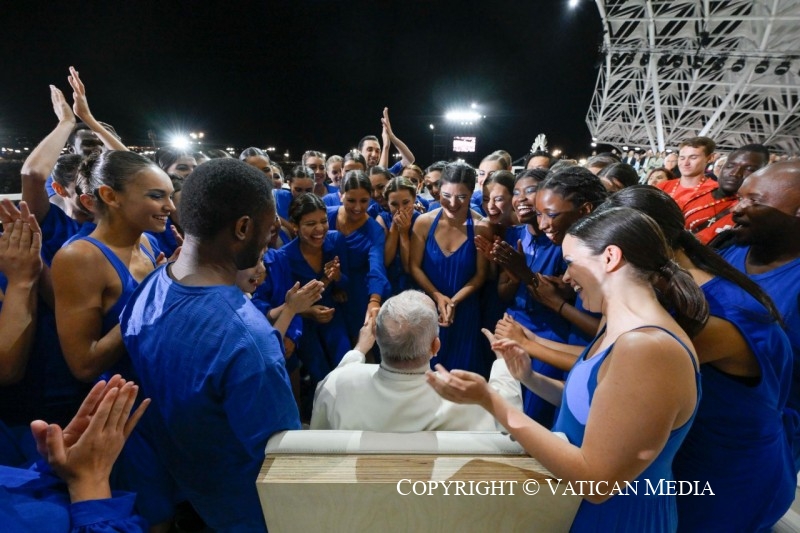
[586,0,800,154]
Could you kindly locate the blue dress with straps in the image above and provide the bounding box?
[422,210,483,374]
[552,326,701,532]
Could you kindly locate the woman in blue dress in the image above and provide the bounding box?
[301,150,337,198]
[428,206,706,533]
[274,166,315,225]
[478,169,574,426]
[323,152,366,208]
[327,171,391,342]
[280,193,350,383]
[52,151,172,382]
[375,177,419,296]
[409,162,491,376]
[605,186,795,532]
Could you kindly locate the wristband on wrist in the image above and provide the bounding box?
[557,301,567,316]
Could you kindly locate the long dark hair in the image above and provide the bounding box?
[568,207,709,336]
[602,185,782,324]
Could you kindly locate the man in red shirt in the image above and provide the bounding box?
[657,136,718,210]
[684,144,770,244]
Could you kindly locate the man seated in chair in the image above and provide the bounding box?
[310,290,521,430]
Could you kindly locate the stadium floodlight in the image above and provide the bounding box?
[170,135,190,149]
[445,110,482,122]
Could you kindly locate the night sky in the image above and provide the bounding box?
[2,1,603,164]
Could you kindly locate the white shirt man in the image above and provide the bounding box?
[310,291,522,431]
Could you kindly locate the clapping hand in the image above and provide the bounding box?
[285,280,325,314]
[0,200,43,285]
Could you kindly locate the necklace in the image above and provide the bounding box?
[670,175,707,197]
[379,363,428,375]
[685,197,735,228]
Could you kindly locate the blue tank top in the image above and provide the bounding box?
[552,326,700,533]
[80,236,156,379]
[80,236,156,334]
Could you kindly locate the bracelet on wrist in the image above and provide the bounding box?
[557,301,567,316]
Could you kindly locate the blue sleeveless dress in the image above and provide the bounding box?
[422,210,483,374]
[673,276,795,532]
[503,225,572,426]
[377,209,420,296]
[552,326,700,532]
[326,208,391,341]
[79,236,156,380]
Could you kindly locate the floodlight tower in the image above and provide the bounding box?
[586,0,800,154]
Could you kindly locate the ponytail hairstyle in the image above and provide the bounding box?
[343,150,367,171]
[442,162,477,191]
[287,165,314,183]
[341,170,372,194]
[238,147,268,161]
[78,150,161,215]
[481,151,512,171]
[155,147,195,171]
[602,185,782,324]
[484,170,516,196]
[384,177,417,200]
[568,206,709,336]
[53,154,83,188]
[288,192,327,226]
[302,150,325,166]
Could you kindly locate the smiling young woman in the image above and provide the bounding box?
[428,206,707,533]
[327,171,390,343]
[52,151,174,382]
[410,162,492,376]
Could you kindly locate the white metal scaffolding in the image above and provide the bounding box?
[587,0,800,154]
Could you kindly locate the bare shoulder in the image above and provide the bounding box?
[472,212,492,236]
[610,327,697,370]
[52,239,103,269]
[51,240,113,290]
[413,211,436,233]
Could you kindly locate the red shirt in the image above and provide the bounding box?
[657,177,718,211]
[682,188,738,244]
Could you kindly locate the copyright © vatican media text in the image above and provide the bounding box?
[396,479,714,497]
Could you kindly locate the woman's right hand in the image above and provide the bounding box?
[492,240,533,285]
[393,207,412,234]
[306,304,335,324]
[323,256,341,283]
[285,280,325,314]
[432,292,455,326]
[494,313,526,343]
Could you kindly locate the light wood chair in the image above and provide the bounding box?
[258,430,581,532]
